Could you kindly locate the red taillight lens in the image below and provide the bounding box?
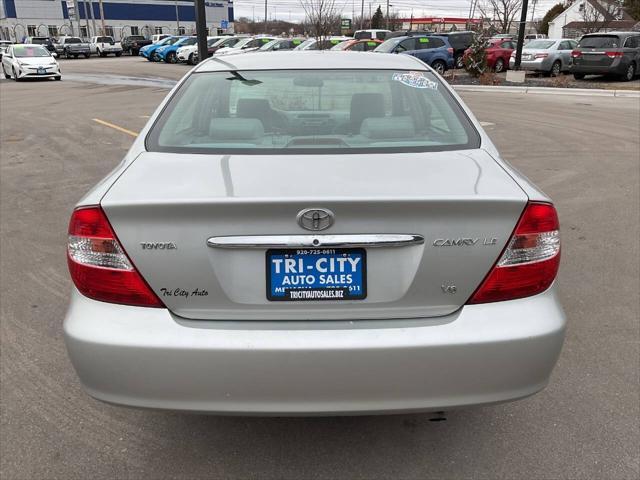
[605,51,623,58]
[571,50,582,58]
[67,206,164,307]
[447,47,454,54]
[468,202,560,304]
[534,53,548,59]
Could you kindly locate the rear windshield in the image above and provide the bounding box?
[129,35,145,41]
[65,37,81,43]
[97,36,113,43]
[147,69,479,154]
[579,35,620,48]
[526,40,555,49]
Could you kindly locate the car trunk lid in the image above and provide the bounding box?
[101,150,528,320]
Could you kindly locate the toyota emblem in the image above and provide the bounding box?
[297,208,334,231]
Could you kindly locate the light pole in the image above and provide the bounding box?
[194,0,208,61]
[175,0,180,33]
[98,0,106,35]
[264,0,268,33]
[513,0,529,69]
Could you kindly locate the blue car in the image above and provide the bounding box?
[156,36,197,63]
[139,36,182,62]
[374,35,454,74]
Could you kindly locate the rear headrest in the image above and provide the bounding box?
[237,98,271,118]
[360,116,415,140]
[350,93,385,132]
[209,118,264,141]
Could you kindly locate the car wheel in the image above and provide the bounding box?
[66,51,72,59]
[12,67,20,81]
[573,73,585,80]
[494,58,505,73]
[550,60,561,77]
[73,54,79,59]
[166,51,177,64]
[188,53,196,65]
[115,52,122,57]
[455,54,464,69]
[151,52,159,62]
[132,49,139,56]
[431,60,446,75]
[83,53,90,59]
[2,65,10,79]
[622,62,636,82]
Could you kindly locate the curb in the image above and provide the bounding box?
[451,85,640,98]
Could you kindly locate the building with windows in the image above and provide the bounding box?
[0,0,234,41]
[547,0,636,39]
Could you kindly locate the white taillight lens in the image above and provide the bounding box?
[498,230,560,266]
[68,236,133,270]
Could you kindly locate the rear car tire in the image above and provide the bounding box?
[622,62,636,82]
[573,73,585,80]
[188,53,196,65]
[165,51,177,64]
[550,61,561,77]
[12,67,20,81]
[494,58,505,73]
[3,66,10,79]
[431,60,446,75]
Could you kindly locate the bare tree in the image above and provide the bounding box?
[299,0,341,46]
[579,0,624,33]
[477,0,523,33]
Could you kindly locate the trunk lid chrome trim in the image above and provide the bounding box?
[207,234,425,249]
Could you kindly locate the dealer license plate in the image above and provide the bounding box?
[37,67,46,75]
[266,248,366,301]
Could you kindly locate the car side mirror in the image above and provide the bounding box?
[52,52,58,58]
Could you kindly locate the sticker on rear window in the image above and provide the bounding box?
[392,71,438,90]
[367,41,377,46]
[293,40,301,44]
[419,37,430,43]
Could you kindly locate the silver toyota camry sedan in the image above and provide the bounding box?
[64,52,565,415]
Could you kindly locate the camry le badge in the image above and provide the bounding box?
[297,208,334,231]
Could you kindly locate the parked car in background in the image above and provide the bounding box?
[294,36,352,50]
[491,34,514,40]
[139,36,180,61]
[331,39,383,51]
[152,34,171,44]
[374,35,454,74]
[2,44,61,81]
[465,38,516,72]
[354,29,391,40]
[63,51,565,415]
[509,39,577,75]
[90,36,123,57]
[156,36,196,63]
[55,37,91,59]
[570,31,640,81]
[0,40,13,60]
[177,36,223,64]
[438,31,475,68]
[386,30,433,39]
[215,36,277,56]
[24,36,57,53]
[258,37,306,52]
[207,36,247,55]
[525,33,547,42]
[121,35,152,56]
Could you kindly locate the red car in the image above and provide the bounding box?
[464,38,517,73]
[331,39,383,52]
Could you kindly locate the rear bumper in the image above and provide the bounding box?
[570,60,625,75]
[64,287,566,415]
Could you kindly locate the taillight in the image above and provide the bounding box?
[605,51,623,58]
[468,202,560,304]
[447,47,454,54]
[67,206,164,307]
[534,53,548,59]
[571,50,582,58]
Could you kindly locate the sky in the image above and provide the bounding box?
[232,0,563,23]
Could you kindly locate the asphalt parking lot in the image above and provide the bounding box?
[1,56,639,480]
